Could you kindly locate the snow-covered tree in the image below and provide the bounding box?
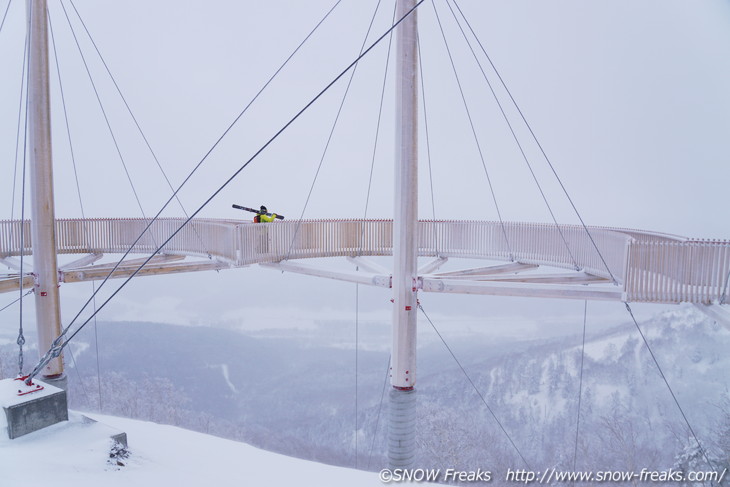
[672,438,724,487]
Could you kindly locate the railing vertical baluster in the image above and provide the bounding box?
[652,241,659,302]
[660,242,667,302]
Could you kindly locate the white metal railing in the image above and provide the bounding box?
[624,240,730,304]
[0,218,238,263]
[1,218,728,304]
[421,221,630,281]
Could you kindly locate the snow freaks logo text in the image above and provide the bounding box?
[379,467,728,484]
[379,468,492,483]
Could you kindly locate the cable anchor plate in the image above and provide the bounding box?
[14,376,45,396]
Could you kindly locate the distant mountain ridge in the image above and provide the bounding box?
[416,306,730,477]
[2,305,727,480]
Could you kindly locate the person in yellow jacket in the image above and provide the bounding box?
[255,205,278,223]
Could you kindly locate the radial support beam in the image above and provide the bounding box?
[346,256,390,275]
[0,275,35,294]
[0,257,32,272]
[417,256,448,275]
[429,262,537,278]
[61,259,230,283]
[28,0,64,381]
[421,278,623,301]
[59,253,104,271]
[438,271,608,285]
[261,261,391,288]
[112,253,185,268]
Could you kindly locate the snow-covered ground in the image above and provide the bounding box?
[0,410,381,487]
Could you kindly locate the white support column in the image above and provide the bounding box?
[391,0,419,391]
[27,0,65,381]
[389,0,418,469]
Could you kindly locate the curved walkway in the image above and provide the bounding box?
[1,218,728,305]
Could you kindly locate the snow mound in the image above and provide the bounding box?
[0,411,380,487]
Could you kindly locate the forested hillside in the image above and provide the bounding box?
[2,305,728,483]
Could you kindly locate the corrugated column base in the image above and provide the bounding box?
[388,388,416,468]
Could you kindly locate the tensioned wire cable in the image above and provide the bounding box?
[352,1,396,469]
[16,129,27,376]
[0,0,10,37]
[65,0,211,258]
[354,282,359,468]
[48,10,86,224]
[48,7,101,409]
[16,26,30,377]
[367,356,391,470]
[8,19,28,236]
[57,0,155,247]
[572,301,588,478]
[260,1,387,465]
[58,11,169,387]
[429,0,514,262]
[5,33,29,378]
[417,33,440,255]
[441,0,579,271]
[66,345,92,405]
[720,269,730,305]
[0,290,33,315]
[624,303,719,477]
[26,0,426,384]
[93,281,102,411]
[284,0,384,262]
[450,2,714,468]
[450,0,616,284]
[358,0,397,257]
[40,0,347,365]
[8,23,28,237]
[418,302,530,469]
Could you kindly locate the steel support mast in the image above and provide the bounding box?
[27,0,65,384]
[389,0,418,469]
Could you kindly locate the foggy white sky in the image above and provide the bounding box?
[1,1,730,340]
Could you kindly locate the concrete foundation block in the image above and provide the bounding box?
[1,378,68,439]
